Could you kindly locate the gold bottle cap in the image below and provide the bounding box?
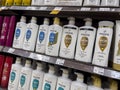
[53,17,60,25]
[92,75,101,88]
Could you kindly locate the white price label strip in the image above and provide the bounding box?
[39,7,47,10]
[111,71,120,79]
[93,66,104,75]
[42,56,50,62]
[81,8,91,11]
[26,7,36,10]
[29,53,42,60]
[8,48,15,53]
[56,59,65,65]
[99,8,110,11]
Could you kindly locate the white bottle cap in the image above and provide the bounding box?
[68,17,75,25]
[43,18,49,25]
[20,16,26,23]
[37,62,42,70]
[31,17,37,24]
[75,72,84,82]
[62,68,68,78]
[99,21,114,27]
[15,57,21,64]
[25,59,31,68]
[49,65,54,74]
[84,18,92,26]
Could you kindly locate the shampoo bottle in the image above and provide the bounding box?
[13,0,22,5]
[0,16,10,46]
[22,0,31,6]
[71,72,87,90]
[45,17,62,56]
[1,56,13,88]
[36,18,49,54]
[18,60,32,90]
[56,68,71,90]
[110,79,118,90]
[23,17,38,51]
[0,55,5,82]
[30,62,44,90]
[42,65,57,90]
[75,18,96,63]
[5,0,13,6]
[59,17,78,59]
[8,57,22,90]
[113,21,120,70]
[12,16,27,49]
[6,16,16,47]
[0,16,3,34]
[92,21,114,67]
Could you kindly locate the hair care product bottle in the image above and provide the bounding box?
[110,79,118,90]
[42,65,57,90]
[1,56,13,88]
[5,0,13,6]
[2,0,6,6]
[88,75,103,90]
[8,57,22,90]
[71,72,87,90]
[92,21,114,67]
[75,18,96,63]
[13,0,22,5]
[18,60,32,90]
[23,17,38,51]
[113,21,120,70]
[101,0,119,7]
[0,16,10,46]
[6,16,16,47]
[59,17,78,59]
[22,0,31,6]
[0,16,3,34]
[12,16,27,49]
[0,55,5,82]
[30,62,44,90]
[44,0,56,5]
[83,0,100,6]
[36,18,49,54]
[45,17,62,56]
[56,68,71,90]
[31,0,44,5]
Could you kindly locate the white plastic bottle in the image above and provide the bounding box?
[31,0,44,5]
[92,21,114,67]
[23,17,39,51]
[42,65,57,90]
[59,17,78,59]
[44,0,56,5]
[75,18,96,63]
[30,62,44,90]
[18,60,32,90]
[8,57,22,90]
[36,18,49,54]
[45,17,62,56]
[71,72,87,90]
[56,68,71,90]
[12,16,27,49]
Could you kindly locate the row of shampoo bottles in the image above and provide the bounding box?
[4,0,31,6]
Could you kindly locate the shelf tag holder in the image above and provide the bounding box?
[50,7,62,14]
[8,48,15,53]
[56,58,65,65]
[93,66,104,75]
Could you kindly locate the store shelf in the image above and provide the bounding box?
[1,46,120,80]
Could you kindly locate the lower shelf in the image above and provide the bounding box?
[1,46,120,80]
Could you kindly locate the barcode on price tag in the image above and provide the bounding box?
[56,59,65,65]
[8,48,15,53]
[111,71,120,79]
[93,66,104,75]
[42,56,50,62]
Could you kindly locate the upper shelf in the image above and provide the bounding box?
[0,6,120,19]
[0,46,120,80]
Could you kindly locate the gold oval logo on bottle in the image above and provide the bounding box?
[64,35,72,48]
[99,36,108,52]
[80,37,88,51]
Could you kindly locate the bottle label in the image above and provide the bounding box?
[44,83,51,90]
[15,28,21,39]
[49,32,58,45]
[32,79,39,90]
[26,29,31,41]
[20,75,26,87]
[10,71,16,83]
[39,31,45,43]
[80,36,88,51]
[64,34,72,48]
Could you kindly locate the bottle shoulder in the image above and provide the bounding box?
[80,26,96,30]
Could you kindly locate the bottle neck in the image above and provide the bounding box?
[85,21,92,26]
[43,20,49,25]
[25,64,31,68]
[69,20,75,25]
[49,70,54,74]
[62,73,68,78]
[37,66,42,71]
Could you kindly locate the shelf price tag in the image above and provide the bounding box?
[8,48,15,53]
[99,8,110,11]
[81,7,91,11]
[29,53,42,60]
[50,7,63,14]
[42,56,50,62]
[56,58,65,65]
[26,6,36,10]
[93,66,104,75]
[111,71,120,79]
[39,7,47,10]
